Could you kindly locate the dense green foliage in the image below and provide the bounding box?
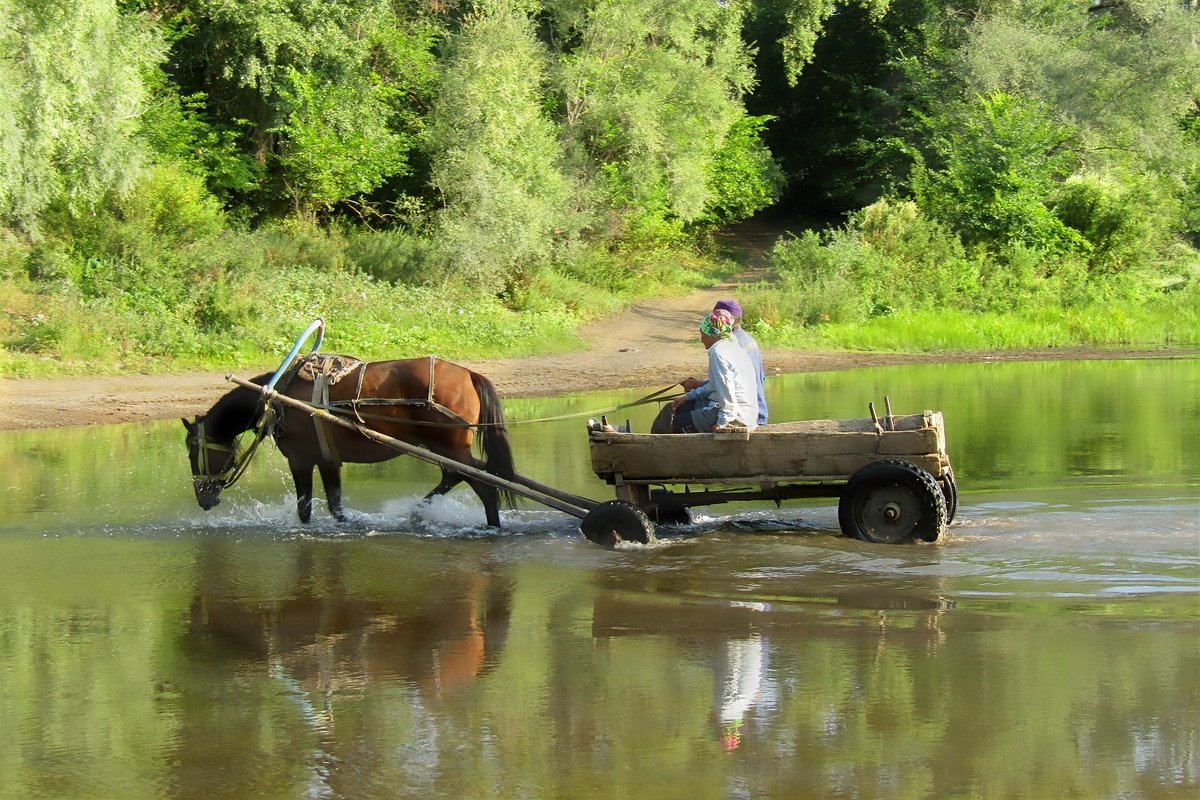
[0,0,1196,375]
[747,0,1199,352]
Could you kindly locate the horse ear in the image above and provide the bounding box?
[181,417,193,431]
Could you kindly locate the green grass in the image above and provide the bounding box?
[0,239,735,377]
[751,297,1200,352]
[0,275,584,376]
[4,208,1193,378]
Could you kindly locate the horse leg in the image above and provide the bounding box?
[424,467,465,500]
[290,462,315,523]
[318,463,346,522]
[434,446,501,528]
[465,470,502,528]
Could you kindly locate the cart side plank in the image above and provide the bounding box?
[601,453,948,484]
[590,412,948,482]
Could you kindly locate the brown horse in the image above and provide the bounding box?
[182,357,516,526]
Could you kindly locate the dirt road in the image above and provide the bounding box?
[0,274,1189,431]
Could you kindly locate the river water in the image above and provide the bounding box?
[1,358,1197,800]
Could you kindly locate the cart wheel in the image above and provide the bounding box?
[939,467,959,524]
[838,459,947,544]
[653,505,693,526]
[581,500,656,547]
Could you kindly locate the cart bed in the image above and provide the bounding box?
[589,411,949,485]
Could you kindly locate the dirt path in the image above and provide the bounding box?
[0,263,1193,431]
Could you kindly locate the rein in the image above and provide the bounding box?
[505,383,684,425]
[304,382,684,429]
[196,362,680,490]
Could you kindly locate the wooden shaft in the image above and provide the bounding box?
[510,474,599,510]
[227,375,593,520]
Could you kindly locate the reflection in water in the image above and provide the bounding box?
[715,633,765,752]
[188,540,511,700]
[0,359,1196,799]
[592,594,775,752]
[591,574,1194,799]
[172,539,513,800]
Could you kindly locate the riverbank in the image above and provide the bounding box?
[2,272,1193,431]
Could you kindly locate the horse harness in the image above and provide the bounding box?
[295,354,473,467]
[193,355,472,486]
[196,353,681,485]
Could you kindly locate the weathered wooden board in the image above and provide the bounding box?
[589,412,949,483]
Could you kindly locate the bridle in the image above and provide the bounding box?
[189,408,276,491]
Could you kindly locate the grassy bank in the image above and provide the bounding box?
[743,200,1200,353]
[749,301,1199,352]
[0,224,732,378]
[3,202,1197,379]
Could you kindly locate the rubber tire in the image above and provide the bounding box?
[581,500,657,547]
[838,459,947,544]
[939,467,959,524]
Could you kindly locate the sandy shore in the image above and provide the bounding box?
[0,278,1192,431]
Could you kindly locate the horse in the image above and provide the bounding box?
[182,356,517,527]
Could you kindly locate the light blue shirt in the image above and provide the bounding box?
[733,327,768,425]
[686,337,758,429]
[684,328,769,425]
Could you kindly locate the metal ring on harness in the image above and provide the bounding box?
[264,318,325,395]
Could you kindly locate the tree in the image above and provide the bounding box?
[552,0,756,240]
[910,91,1084,252]
[141,0,440,217]
[0,0,162,234]
[940,1,1200,263]
[700,115,785,227]
[760,0,892,86]
[273,68,410,218]
[959,0,1200,177]
[427,1,573,294]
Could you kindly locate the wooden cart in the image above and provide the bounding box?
[583,408,956,547]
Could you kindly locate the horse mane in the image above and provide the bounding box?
[204,372,270,441]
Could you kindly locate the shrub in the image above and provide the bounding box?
[24,243,75,284]
[1051,173,1179,276]
[761,201,980,321]
[344,229,447,285]
[40,163,227,309]
[853,199,980,310]
[0,231,27,280]
[254,220,348,273]
[754,231,872,325]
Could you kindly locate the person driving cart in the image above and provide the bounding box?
[670,309,759,433]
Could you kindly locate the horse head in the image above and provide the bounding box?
[182,416,238,510]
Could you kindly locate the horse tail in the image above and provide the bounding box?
[471,371,518,510]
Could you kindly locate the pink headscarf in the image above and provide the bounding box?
[700,308,737,339]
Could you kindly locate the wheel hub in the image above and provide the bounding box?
[860,484,921,543]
